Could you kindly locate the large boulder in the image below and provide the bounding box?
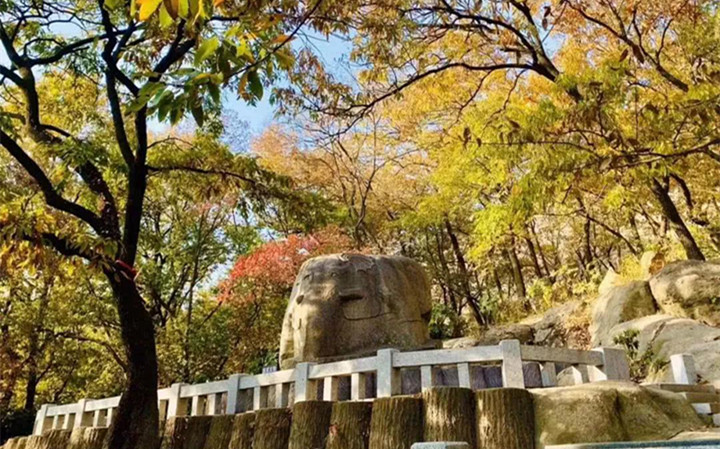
[590,281,657,346]
[442,324,534,349]
[600,314,720,383]
[527,301,587,348]
[649,260,720,326]
[531,381,704,448]
[279,254,433,368]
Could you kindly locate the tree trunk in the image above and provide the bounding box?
[423,388,476,446]
[252,409,292,449]
[228,413,255,449]
[103,271,160,449]
[369,397,423,449]
[475,389,534,449]
[289,401,333,449]
[524,235,543,279]
[504,239,528,309]
[325,402,373,449]
[444,218,485,326]
[650,178,705,261]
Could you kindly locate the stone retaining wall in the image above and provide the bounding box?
[4,382,706,449]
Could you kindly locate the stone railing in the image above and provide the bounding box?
[33,340,629,435]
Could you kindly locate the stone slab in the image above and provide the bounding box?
[547,441,720,448]
[411,443,471,449]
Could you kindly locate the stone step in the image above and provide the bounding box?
[714,414,720,427]
[648,383,717,394]
[681,392,720,404]
[693,403,720,415]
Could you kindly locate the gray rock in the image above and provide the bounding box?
[531,381,704,448]
[590,281,657,346]
[649,260,720,326]
[442,324,534,349]
[279,254,433,368]
[530,301,583,347]
[602,314,720,383]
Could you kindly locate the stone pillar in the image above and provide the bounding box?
[226,374,243,414]
[33,404,50,435]
[590,347,631,381]
[500,340,525,388]
[167,383,187,418]
[671,353,697,385]
[294,362,317,402]
[377,348,400,397]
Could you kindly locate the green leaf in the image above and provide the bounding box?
[104,0,123,10]
[191,103,204,127]
[195,37,220,66]
[247,70,263,100]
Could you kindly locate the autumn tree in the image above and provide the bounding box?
[0,0,351,446]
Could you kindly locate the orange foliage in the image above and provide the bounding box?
[218,226,355,304]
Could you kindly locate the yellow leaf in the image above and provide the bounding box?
[159,2,174,27]
[178,0,189,17]
[213,0,224,6]
[139,0,163,20]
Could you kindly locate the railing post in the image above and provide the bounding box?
[670,353,697,385]
[207,393,221,415]
[167,383,186,418]
[92,410,103,427]
[377,348,400,397]
[226,374,243,414]
[295,363,317,402]
[590,347,630,381]
[73,399,92,428]
[106,408,114,426]
[33,404,49,435]
[500,340,525,388]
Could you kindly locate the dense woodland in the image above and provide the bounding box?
[1,0,720,446]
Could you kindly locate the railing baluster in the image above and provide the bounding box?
[457,363,471,389]
[540,362,557,387]
[351,373,367,400]
[420,365,434,391]
[323,377,340,401]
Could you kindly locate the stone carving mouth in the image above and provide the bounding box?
[338,289,365,302]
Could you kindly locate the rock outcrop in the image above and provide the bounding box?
[532,381,705,448]
[279,254,433,369]
[649,260,720,326]
[590,281,657,346]
[599,314,720,383]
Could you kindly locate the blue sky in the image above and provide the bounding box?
[222,33,352,135]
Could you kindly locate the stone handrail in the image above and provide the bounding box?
[33,340,629,435]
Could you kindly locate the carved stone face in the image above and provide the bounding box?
[279,254,432,368]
